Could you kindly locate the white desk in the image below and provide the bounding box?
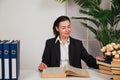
[19,69,112,80]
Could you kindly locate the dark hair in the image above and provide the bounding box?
[53,16,71,36]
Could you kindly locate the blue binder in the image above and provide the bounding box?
[10,40,20,80]
[3,41,11,80]
[17,40,20,79]
[0,41,4,80]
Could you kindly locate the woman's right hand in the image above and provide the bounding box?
[38,62,47,72]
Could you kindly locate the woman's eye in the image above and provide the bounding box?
[61,27,65,29]
[67,26,71,28]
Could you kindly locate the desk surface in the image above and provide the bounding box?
[19,69,112,80]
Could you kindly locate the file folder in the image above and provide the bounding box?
[17,40,20,79]
[10,40,20,80]
[3,41,11,80]
[0,41,4,80]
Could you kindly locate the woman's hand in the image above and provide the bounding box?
[96,56,105,61]
[38,62,47,72]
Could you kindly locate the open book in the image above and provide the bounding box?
[41,65,90,78]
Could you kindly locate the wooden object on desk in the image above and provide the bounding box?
[41,64,89,78]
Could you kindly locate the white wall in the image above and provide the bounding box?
[0,0,66,70]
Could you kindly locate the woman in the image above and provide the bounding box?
[38,16,104,71]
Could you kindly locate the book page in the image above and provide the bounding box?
[64,65,90,77]
[43,67,64,74]
[97,61,111,67]
[41,67,66,78]
[111,67,120,70]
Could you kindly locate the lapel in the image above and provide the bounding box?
[69,37,74,63]
[54,40,60,65]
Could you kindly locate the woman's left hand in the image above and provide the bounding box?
[96,56,105,61]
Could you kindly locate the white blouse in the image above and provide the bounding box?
[56,36,70,67]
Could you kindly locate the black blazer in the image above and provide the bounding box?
[42,37,98,69]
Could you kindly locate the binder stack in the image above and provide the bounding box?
[0,40,20,80]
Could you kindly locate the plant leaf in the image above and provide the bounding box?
[80,22,97,35]
[71,16,100,28]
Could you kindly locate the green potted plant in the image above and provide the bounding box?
[55,0,120,47]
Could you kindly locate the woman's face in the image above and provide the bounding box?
[56,20,71,38]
